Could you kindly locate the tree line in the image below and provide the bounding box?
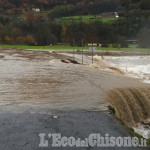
[0,0,150,47]
[0,14,150,48]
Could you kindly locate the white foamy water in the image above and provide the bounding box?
[105,56,150,84]
[134,125,150,139]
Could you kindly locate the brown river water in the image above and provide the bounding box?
[0,49,110,113]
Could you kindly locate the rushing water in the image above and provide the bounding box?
[104,55,150,138]
[106,88,150,138]
[105,56,150,84]
[107,88,150,127]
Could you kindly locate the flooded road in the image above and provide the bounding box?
[0,49,106,113]
[0,49,150,149]
[0,49,146,113]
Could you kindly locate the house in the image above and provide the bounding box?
[87,43,101,47]
[32,8,40,13]
[101,12,119,18]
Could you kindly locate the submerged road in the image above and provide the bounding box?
[0,49,149,149]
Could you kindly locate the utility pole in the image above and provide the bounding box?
[82,38,84,65]
[73,38,75,60]
[92,43,94,64]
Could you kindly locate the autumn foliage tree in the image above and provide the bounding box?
[25,35,36,45]
[24,11,39,22]
[5,35,12,44]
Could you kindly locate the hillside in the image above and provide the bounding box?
[0,0,142,17]
[0,0,150,47]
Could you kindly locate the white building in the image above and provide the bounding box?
[32,8,40,13]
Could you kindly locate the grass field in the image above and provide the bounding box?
[54,15,118,24]
[1,44,150,52]
[0,45,85,50]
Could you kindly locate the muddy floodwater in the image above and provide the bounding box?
[105,56,150,84]
[0,49,147,114]
[1,49,150,148]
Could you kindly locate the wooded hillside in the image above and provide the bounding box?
[0,0,150,47]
